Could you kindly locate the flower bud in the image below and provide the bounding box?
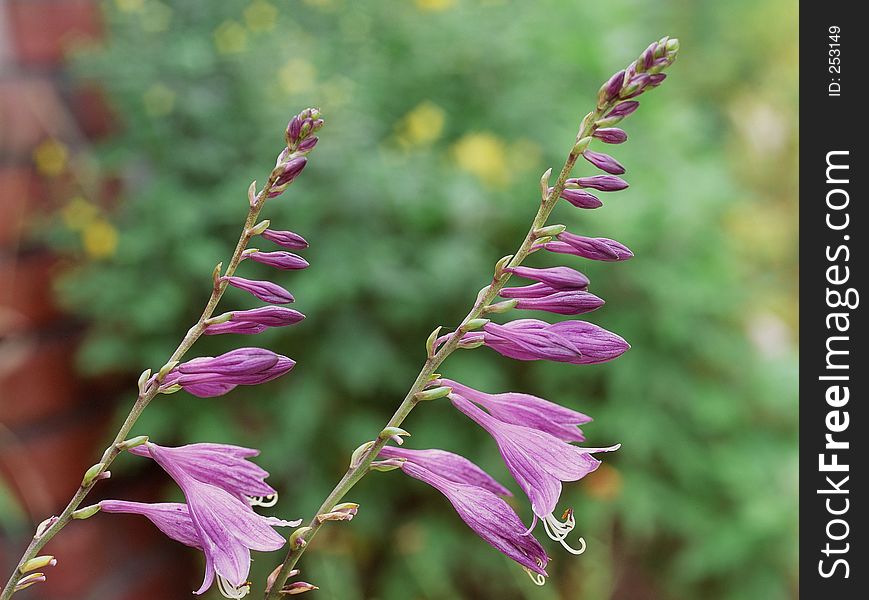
[593,128,628,144]
[81,463,106,487]
[582,150,625,175]
[20,556,56,573]
[14,573,46,592]
[283,581,319,595]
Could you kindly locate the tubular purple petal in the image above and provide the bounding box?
[506,266,590,290]
[569,175,628,192]
[245,250,309,271]
[513,290,604,315]
[223,276,294,304]
[560,188,603,209]
[500,282,561,299]
[275,157,307,186]
[553,232,634,261]
[593,128,628,144]
[605,101,639,118]
[582,150,626,175]
[260,229,309,250]
[379,446,512,496]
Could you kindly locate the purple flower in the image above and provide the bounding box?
[559,188,603,209]
[458,319,629,365]
[500,282,560,299]
[567,175,629,192]
[510,290,604,316]
[105,442,301,597]
[436,379,591,442]
[593,128,628,144]
[260,229,309,250]
[161,348,295,397]
[449,394,618,553]
[545,232,633,261]
[274,157,307,186]
[397,460,549,580]
[605,101,639,119]
[222,276,294,304]
[204,307,305,336]
[506,266,590,290]
[582,150,625,175]
[128,442,278,506]
[244,250,309,271]
[598,69,625,103]
[378,446,511,496]
[99,500,203,549]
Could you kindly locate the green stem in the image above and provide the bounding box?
[0,169,285,600]
[265,105,609,598]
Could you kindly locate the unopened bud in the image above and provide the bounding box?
[483,299,519,314]
[14,573,46,592]
[283,581,319,595]
[81,463,106,487]
[116,435,149,451]
[20,556,56,573]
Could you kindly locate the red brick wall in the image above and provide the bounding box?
[1,2,192,596]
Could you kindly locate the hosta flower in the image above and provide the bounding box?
[128,442,279,506]
[145,442,300,597]
[592,128,628,144]
[160,348,295,397]
[449,394,618,553]
[605,100,640,119]
[505,266,590,290]
[500,282,560,299]
[244,250,309,271]
[435,379,591,442]
[509,290,604,315]
[396,458,549,580]
[260,229,309,250]
[378,446,511,496]
[567,175,629,192]
[559,188,603,209]
[204,307,305,336]
[456,319,629,365]
[582,149,625,175]
[222,276,294,304]
[543,232,633,261]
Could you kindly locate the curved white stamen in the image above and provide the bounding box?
[248,493,279,508]
[521,514,538,536]
[217,576,250,599]
[542,512,586,555]
[523,567,547,586]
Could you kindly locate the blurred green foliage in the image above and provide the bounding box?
[47,0,797,598]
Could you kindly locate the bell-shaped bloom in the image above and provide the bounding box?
[160,348,295,397]
[204,307,305,336]
[260,229,309,250]
[567,175,628,192]
[143,443,300,598]
[435,379,591,442]
[593,128,627,144]
[98,497,298,598]
[397,460,549,580]
[506,266,589,291]
[582,150,625,175]
[456,319,629,365]
[544,232,633,261]
[222,276,294,304]
[560,188,603,209]
[378,446,511,496]
[511,290,604,315]
[128,442,278,506]
[244,250,309,271]
[450,394,618,553]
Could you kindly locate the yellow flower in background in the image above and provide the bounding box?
[33,139,69,177]
[395,101,445,148]
[143,83,175,117]
[214,20,248,54]
[114,0,144,12]
[244,1,278,32]
[415,0,457,12]
[452,132,509,186]
[82,219,119,259]
[62,197,99,231]
[279,59,316,95]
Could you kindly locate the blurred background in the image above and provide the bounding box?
[0,0,797,598]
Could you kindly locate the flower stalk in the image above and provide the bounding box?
[0,111,319,599]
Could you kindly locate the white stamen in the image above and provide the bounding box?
[523,558,548,586]
[217,575,250,599]
[249,494,279,508]
[542,512,586,555]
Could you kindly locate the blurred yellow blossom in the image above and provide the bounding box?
[244,1,278,32]
[506,137,542,173]
[33,139,69,177]
[143,83,175,117]
[141,1,173,33]
[279,58,317,95]
[452,132,509,186]
[395,101,445,148]
[114,0,144,12]
[415,0,457,11]
[61,197,99,231]
[82,219,119,259]
[214,20,248,54]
